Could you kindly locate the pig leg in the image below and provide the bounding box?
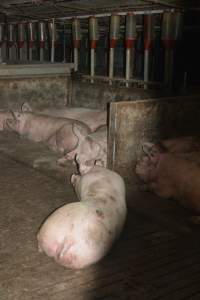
[46,132,58,152]
[56,149,77,166]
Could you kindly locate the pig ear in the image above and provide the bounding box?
[142,142,158,157]
[72,124,87,141]
[21,102,32,112]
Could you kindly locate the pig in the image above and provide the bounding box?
[22,102,107,132]
[4,108,91,155]
[37,166,127,269]
[135,142,200,213]
[157,136,200,153]
[0,111,13,131]
[57,124,107,174]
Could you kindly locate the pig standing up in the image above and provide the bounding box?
[135,142,200,213]
[23,102,107,132]
[0,111,13,131]
[4,105,90,156]
[58,125,107,174]
[37,166,127,269]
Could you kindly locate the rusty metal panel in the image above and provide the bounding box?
[108,94,200,180]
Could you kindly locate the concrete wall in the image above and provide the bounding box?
[107,94,200,182]
[0,63,73,109]
[71,80,163,110]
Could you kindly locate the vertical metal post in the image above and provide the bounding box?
[125,13,136,87]
[72,18,81,72]
[39,21,45,62]
[48,19,55,63]
[17,23,25,61]
[0,24,4,63]
[27,22,35,61]
[89,16,99,83]
[143,14,154,89]
[8,24,15,61]
[162,11,183,90]
[109,15,120,85]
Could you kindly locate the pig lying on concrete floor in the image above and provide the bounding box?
[156,136,200,153]
[37,166,127,269]
[0,111,13,131]
[135,142,200,213]
[58,124,107,174]
[22,102,107,132]
[4,106,91,157]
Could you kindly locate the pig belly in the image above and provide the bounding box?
[39,108,107,132]
[47,124,78,154]
[37,202,114,269]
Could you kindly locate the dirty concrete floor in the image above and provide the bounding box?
[1,132,200,300]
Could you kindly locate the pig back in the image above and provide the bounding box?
[38,107,107,132]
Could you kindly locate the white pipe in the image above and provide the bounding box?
[74,47,78,71]
[125,48,132,87]
[51,19,55,63]
[109,47,114,85]
[90,48,95,83]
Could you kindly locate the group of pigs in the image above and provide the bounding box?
[135,136,200,214]
[0,103,127,269]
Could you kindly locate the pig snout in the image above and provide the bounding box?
[78,164,94,175]
[4,118,18,131]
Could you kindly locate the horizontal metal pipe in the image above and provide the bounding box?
[58,9,168,21]
[82,74,162,86]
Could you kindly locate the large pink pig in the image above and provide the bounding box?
[4,108,90,155]
[135,142,200,213]
[0,111,13,131]
[59,124,107,174]
[22,102,107,132]
[37,166,127,269]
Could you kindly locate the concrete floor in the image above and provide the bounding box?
[1,132,200,300]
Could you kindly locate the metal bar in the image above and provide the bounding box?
[82,74,162,86]
[51,18,55,63]
[74,47,78,71]
[144,49,149,89]
[58,9,167,21]
[90,48,95,83]
[109,47,114,85]
[125,48,132,87]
